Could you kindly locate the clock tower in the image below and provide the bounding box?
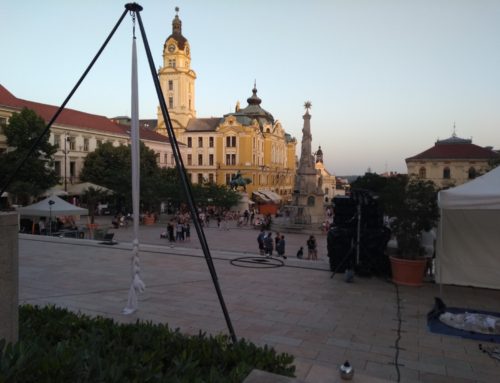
[157,7,196,138]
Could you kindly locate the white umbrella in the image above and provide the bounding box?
[41,185,68,197]
[67,182,112,195]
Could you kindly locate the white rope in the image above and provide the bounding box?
[123,31,145,315]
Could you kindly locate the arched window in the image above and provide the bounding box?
[468,167,476,179]
[443,167,451,179]
[419,167,426,178]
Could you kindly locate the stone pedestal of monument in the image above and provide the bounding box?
[0,212,19,344]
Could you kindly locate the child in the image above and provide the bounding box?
[296,246,304,259]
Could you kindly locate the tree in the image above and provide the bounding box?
[80,142,173,213]
[81,186,109,224]
[0,108,58,205]
[192,181,241,211]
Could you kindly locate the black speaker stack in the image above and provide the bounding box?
[327,191,391,277]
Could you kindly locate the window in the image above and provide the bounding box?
[96,139,102,147]
[209,137,214,148]
[69,162,76,178]
[187,154,192,166]
[0,116,7,133]
[54,161,61,177]
[187,137,192,148]
[468,167,476,179]
[418,167,426,178]
[198,137,203,147]
[208,173,214,183]
[163,153,168,164]
[68,137,75,151]
[83,138,89,152]
[226,136,236,147]
[53,134,61,148]
[443,167,451,179]
[156,153,161,165]
[225,154,235,165]
[168,59,176,68]
[168,80,173,91]
[307,196,315,206]
[209,154,214,166]
[168,96,174,109]
[198,154,203,166]
[225,174,232,185]
[197,173,203,184]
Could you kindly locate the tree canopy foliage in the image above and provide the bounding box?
[352,172,439,257]
[0,108,58,205]
[80,142,240,213]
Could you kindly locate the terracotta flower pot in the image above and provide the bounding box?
[389,256,426,287]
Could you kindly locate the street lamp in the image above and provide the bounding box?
[64,134,71,191]
[48,199,55,236]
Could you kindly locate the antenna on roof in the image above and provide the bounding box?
[452,121,457,137]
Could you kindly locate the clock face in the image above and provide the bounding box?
[168,44,176,53]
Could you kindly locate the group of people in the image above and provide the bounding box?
[162,218,191,242]
[257,230,287,258]
[256,230,318,260]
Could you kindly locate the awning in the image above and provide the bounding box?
[253,190,281,204]
[261,191,282,203]
[252,191,272,203]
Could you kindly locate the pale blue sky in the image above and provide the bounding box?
[2,0,500,175]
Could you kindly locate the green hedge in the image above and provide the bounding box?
[0,305,295,382]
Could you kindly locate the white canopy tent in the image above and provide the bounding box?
[18,195,88,216]
[437,166,500,289]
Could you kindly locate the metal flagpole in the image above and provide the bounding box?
[123,12,145,315]
[127,2,237,343]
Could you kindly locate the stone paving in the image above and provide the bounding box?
[17,216,500,382]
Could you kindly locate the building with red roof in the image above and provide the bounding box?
[406,131,499,188]
[0,84,183,189]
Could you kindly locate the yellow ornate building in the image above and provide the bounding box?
[155,9,297,202]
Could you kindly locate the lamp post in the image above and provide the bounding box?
[64,134,70,191]
[48,199,55,236]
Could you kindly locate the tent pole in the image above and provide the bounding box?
[438,208,443,299]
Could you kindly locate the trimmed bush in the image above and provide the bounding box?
[0,305,295,382]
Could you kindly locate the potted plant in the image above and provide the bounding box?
[388,177,439,286]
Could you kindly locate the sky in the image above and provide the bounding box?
[2,0,500,176]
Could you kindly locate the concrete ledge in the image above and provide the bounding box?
[243,369,305,383]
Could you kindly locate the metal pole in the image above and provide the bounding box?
[130,3,237,343]
[356,203,361,265]
[64,134,68,192]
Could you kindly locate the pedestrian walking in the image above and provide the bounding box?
[264,232,274,257]
[257,229,266,255]
[307,235,318,260]
[276,235,287,259]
